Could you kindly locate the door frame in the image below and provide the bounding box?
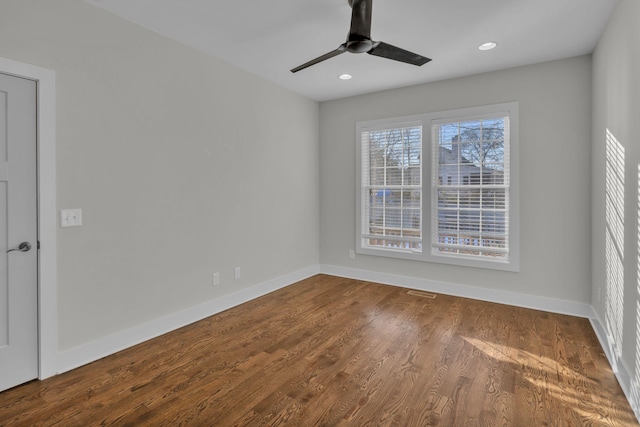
[0,56,57,379]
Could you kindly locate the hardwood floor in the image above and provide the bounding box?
[0,275,636,426]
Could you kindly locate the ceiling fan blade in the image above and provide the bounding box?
[348,0,372,41]
[368,41,432,66]
[290,45,347,73]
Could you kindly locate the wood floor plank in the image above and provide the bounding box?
[0,275,636,426]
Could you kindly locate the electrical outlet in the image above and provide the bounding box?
[60,209,82,227]
[349,249,356,259]
[213,272,220,286]
[234,267,241,280]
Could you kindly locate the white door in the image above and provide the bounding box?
[0,72,38,392]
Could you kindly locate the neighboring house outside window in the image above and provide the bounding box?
[356,102,519,272]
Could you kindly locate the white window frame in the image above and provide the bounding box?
[356,115,426,262]
[356,102,519,272]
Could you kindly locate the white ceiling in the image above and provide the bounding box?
[85,0,617,102]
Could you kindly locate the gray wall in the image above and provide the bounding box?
[591,0,640,409]
[0,0,320,351]
[0,0,621,378]
[319,56,593,303]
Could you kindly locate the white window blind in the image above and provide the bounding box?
[360,123,422,252]
[431,115,510,260]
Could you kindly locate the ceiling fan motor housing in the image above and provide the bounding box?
[346,39,373,53]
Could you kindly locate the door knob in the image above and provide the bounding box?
[6,242,32,253]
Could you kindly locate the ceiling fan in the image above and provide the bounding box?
[291,0,431,73]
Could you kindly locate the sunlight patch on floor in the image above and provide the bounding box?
[462,336,592,385]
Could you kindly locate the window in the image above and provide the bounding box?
[359,120,423,252]
[356,103,519,271]
[432,115,510,260]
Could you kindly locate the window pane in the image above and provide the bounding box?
[438,189,458,208]
[385,208,401,228]
[481,168,505,185]
[369,152,385,169]
[370,167,385,186]
[386,166,402,185]
[482,211,506,233]
[459,210,480,232]
[438,209,459,230]
[482,237,507,249]
[404,166,421,185]
[461,122,482,142]
[482,189,506,209]
[433,114,509,260]
[403,208,421,231]
[369,208,384,228]
[459,142,482,166]
[361,123,422,253]
[459,189,481,208]
[483,140,504,164]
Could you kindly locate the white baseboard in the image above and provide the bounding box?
[589,311,640,421]
[319,264,593,318]
[589,311,618,373]
[56,265,320,374]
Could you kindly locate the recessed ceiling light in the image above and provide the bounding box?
[478,41,497,51]
[339,73,353,80]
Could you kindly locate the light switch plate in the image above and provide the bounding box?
[60,209,82,227]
